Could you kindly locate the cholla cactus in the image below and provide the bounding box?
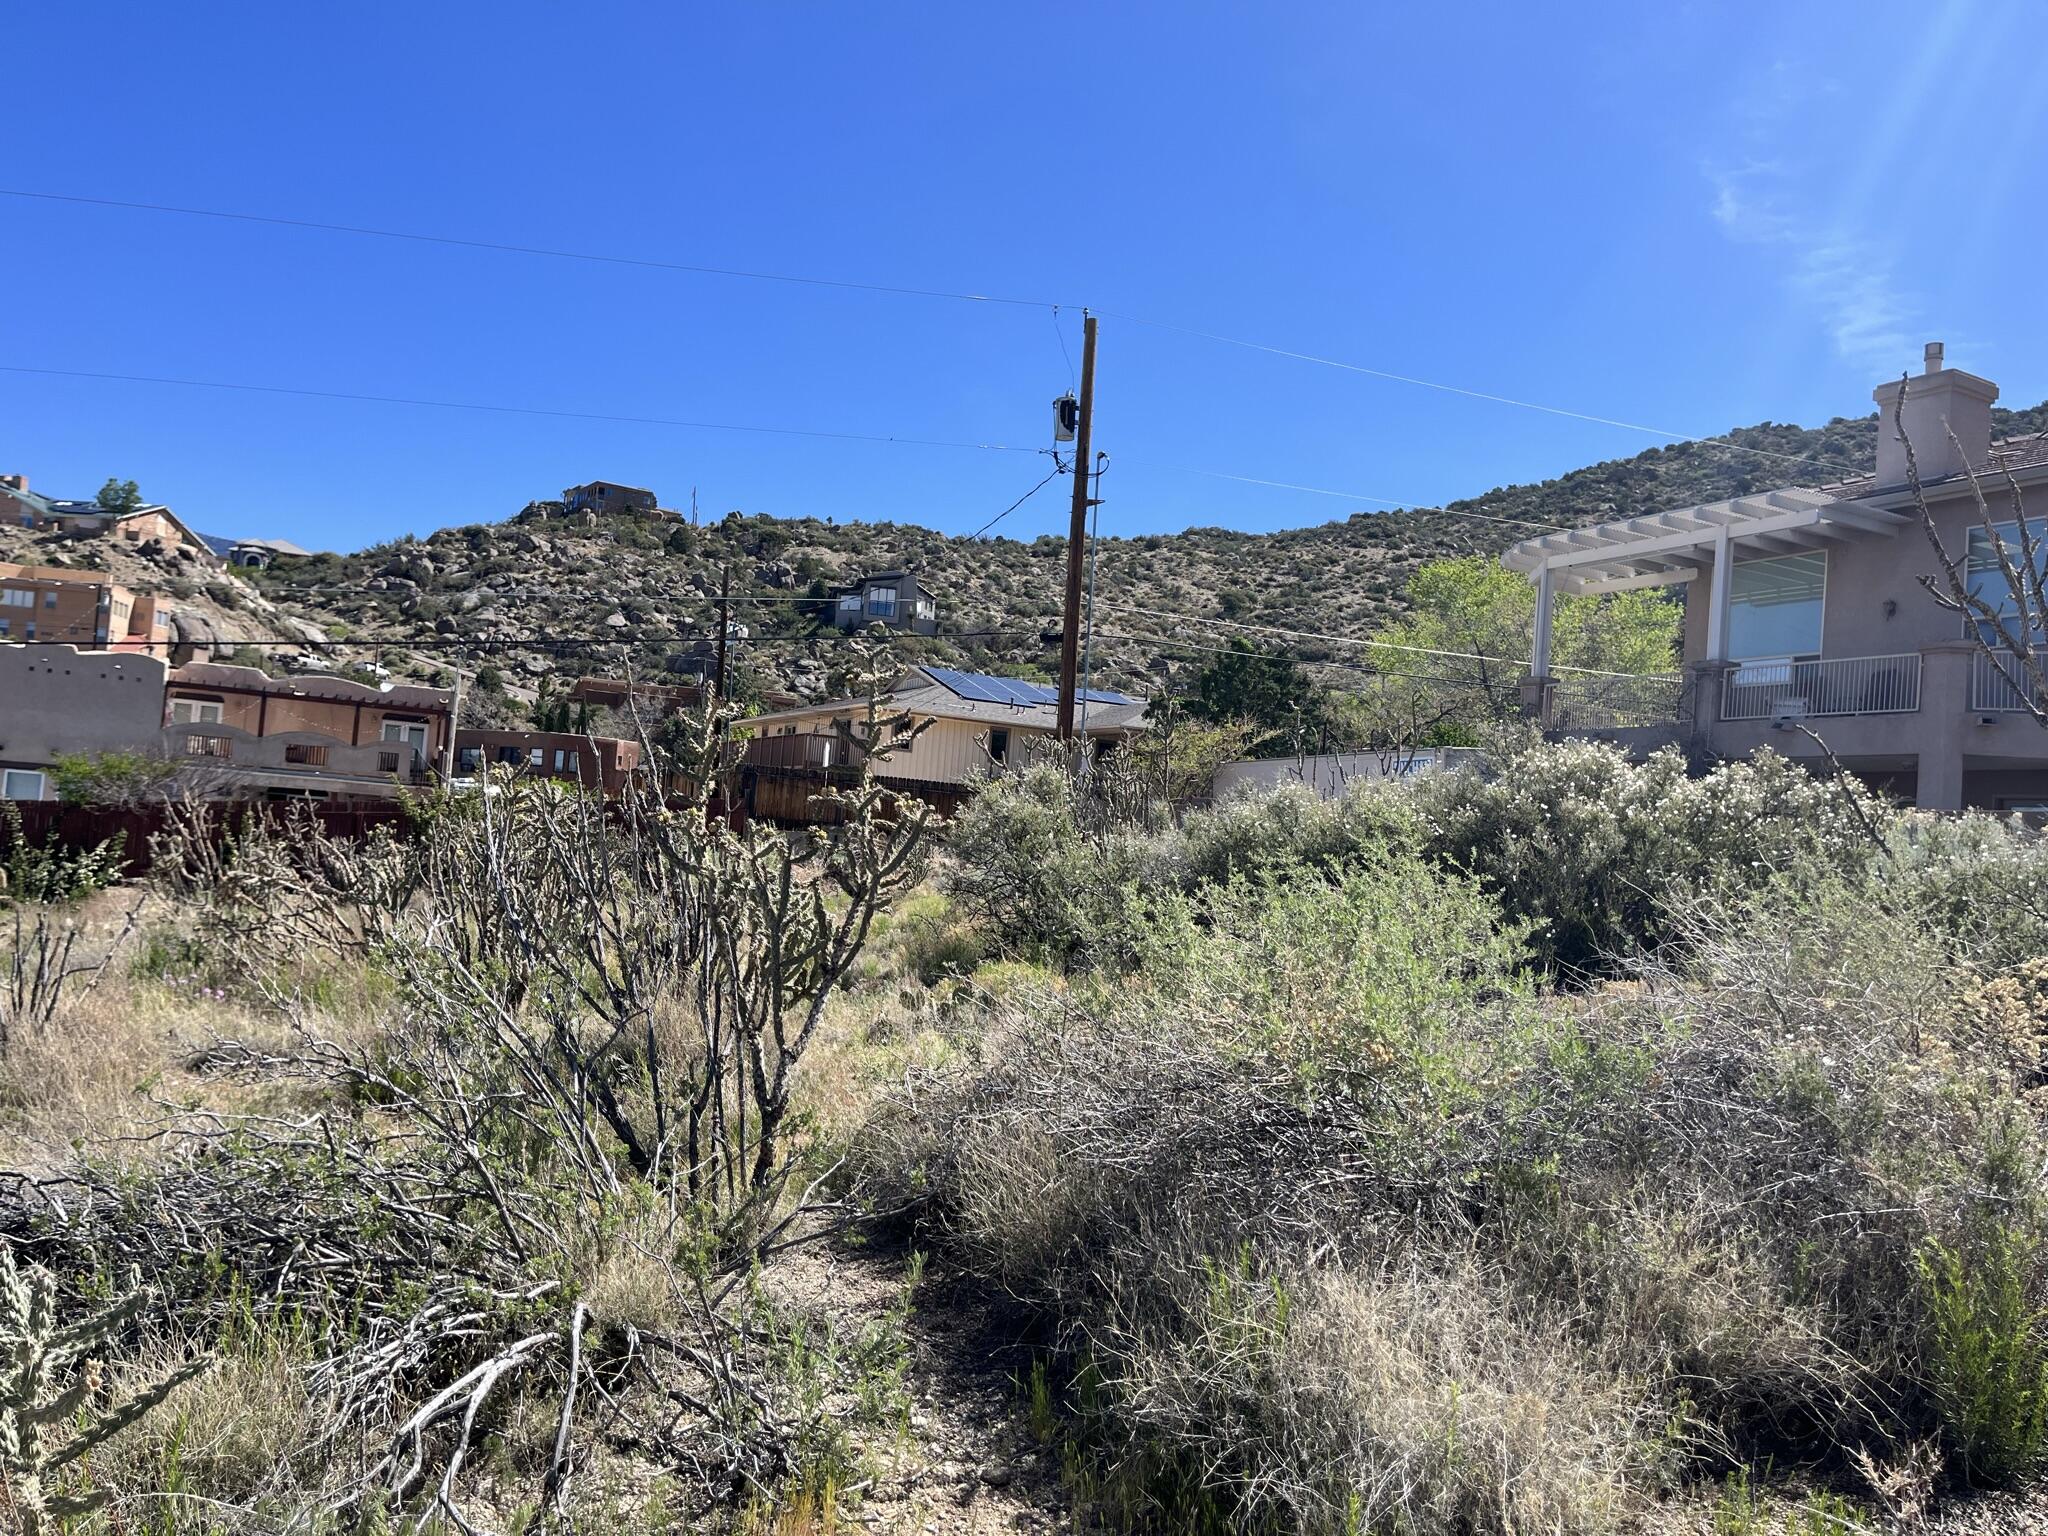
[0,1245,204,1534]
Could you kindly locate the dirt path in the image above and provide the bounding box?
[768,1235,1075,1535]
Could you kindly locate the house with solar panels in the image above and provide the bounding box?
[741,666,1149,786]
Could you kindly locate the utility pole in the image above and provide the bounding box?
[1056,312,1099,742]
[713,564,731,703]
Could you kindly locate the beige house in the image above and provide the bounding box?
[0,561,178,657]
[742,666,1149,786]
[1505,343,2048,811]
[0,644,171,800]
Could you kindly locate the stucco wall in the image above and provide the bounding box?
[0,645,169,776]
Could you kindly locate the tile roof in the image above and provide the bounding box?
[1816,431,2048,500]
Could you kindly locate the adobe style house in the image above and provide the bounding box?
[0,562,177,658]
[562,480,659,517]
[0,644,170,801]
[1504,343,2048,812]
[741,666,1147,787]
[831,570,939,636]
[455,729,645,795]
[162,663,456,800]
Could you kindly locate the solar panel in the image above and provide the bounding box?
[924,667,1137,710]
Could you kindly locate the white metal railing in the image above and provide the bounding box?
[1721,653,1921,721]
[1972,649,2043,713]
[1548,670,1684,730]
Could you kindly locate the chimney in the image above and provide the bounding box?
[1872,341,1998,488]
[0,474,25,493]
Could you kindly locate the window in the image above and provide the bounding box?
[865,586,898,618]
[1966,519,2048,639]
[457,748,482,773]
[1,589,34,607]
[988,728,1009,764]
[529,748,544,767]
[42,592,55,608]
[381,718,429,754]
[554,749,568,772]
[2,769,47,801]
[22,623,33,641]
[284,743,330,766]
[170,698,224,725]
[837,594,864,612]
[566,751,580,773]
[495,746,523,765]
[378,751,401,773]
[0,620,8,637]
[1728,552,1826,662]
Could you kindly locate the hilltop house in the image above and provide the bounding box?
[741,666,1147,787]
[1504,343,2048,812]
[3,476,218,565]
[563,480,660,517]
[228,537,312,569]
[831,570,939,636]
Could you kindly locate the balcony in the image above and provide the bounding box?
[1548,669,1685,730]
[1971,649,2044,714]
[1720,653,1921,722]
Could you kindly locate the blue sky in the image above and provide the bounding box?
[6,3,2046,549]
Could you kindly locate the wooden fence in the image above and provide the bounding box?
[3,768,968,878]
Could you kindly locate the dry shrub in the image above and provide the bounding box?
[1260,1264,1643,1534]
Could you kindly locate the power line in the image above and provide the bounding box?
[0,188,1064,311]
[967,463,1065,539]
[1101,311,1849,476]
[0,365,1041,455]
[1094,598,1675,680]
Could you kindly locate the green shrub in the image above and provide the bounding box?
[1920,1229,2048,1484]
[1408,739,1889,975]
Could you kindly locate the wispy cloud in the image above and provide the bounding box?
[1705,159,1915,368]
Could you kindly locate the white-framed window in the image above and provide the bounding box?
[381,717,430,754]
[529,747,544,767]
[2,769,47,801]
[170,697,224,724]
[1966,519,2048,639]
[1728,551,1826,661]
[837,593,864,612]
[42,592,56,609]
[1,589,35,607]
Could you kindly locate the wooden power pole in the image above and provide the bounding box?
[1055,313,1099,741]
[713,564,731,703]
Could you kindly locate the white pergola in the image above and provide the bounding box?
[1499,487,1914,675]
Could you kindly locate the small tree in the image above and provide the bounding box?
[93,479,142,514]
[1183,637,1330,753]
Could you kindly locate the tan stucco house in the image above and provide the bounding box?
[742,666,1148,786]
[1505,343,2048,811]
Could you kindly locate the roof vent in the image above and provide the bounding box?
[1925,340,1945,375]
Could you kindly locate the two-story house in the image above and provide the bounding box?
[0,645,170,801]
[831,571,939,636]
[162,663,457,800]
[562,480,660,517]
[1504,343,2048,812]
[0,562,177,658]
